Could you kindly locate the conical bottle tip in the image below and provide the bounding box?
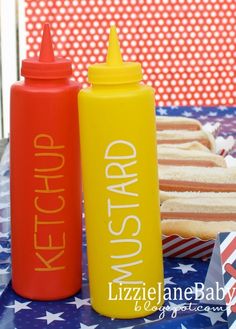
[106,25,123,65]
[39,23,55,62]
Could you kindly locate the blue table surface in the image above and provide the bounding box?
[0,106,235,329]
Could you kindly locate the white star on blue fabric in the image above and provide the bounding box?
[66,297,90,309]
[82,272,88,281]
[79,323,99,329]
[173,263,197,274]
[218,106,228,110]
[164,277,176,285]
[208,111,217,116]
[37,311,65,325]
[0,265,10,275]
[200,310,227,326]
[193,107,202,112]
[6,301,32,313]
[157,108,167,115]
[0,245,11,253]
[182,111,192,117]
[0,217,9,224]
[181,324,188,329]
[0,232,9,238]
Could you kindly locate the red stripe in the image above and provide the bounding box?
[221,237,236,264]
[163,237,196,253]
[168,240,208,258]
[225,263,236,279]
[225,282,236,304]
[182,242,215,258]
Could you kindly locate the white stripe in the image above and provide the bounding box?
[225,277,236,295]
[191,245,215,258]
[220,233,235,254]
[228,319,236,329]
[229,293,236,307]
[163,238,201,257]
[177,240,214,258]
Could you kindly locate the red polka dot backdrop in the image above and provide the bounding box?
[25,0,236,106]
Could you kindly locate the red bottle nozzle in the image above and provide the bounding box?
[21,23,72,79]
[39,23,55,62]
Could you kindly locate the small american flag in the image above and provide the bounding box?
[220,232,236,329]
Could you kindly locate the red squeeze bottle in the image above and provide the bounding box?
[10,23,82,300]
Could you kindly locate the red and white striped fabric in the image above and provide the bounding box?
[162,235,215,259]
[220,232,236,328]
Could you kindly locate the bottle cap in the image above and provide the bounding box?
[21,23,72,79]
[88,26,143,85]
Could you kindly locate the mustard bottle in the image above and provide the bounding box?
[78,26,164,319]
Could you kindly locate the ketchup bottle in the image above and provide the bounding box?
[10,24,82,300]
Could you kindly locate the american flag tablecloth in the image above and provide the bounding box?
[0,106,235,329]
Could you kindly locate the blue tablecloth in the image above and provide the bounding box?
[1,106,235,329]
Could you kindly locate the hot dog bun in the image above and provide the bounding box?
[158,141,211,152]
[158,166,236,192]
[157,146,226,167]
[161,197,236,239]
[160,190,236,203]
[157,130,215,151]
[156,116,202,131]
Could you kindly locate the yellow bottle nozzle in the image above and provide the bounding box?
[106,26,123,65]
[88,25,142,85]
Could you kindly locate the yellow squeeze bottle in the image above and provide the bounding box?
[78,26,164,319]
